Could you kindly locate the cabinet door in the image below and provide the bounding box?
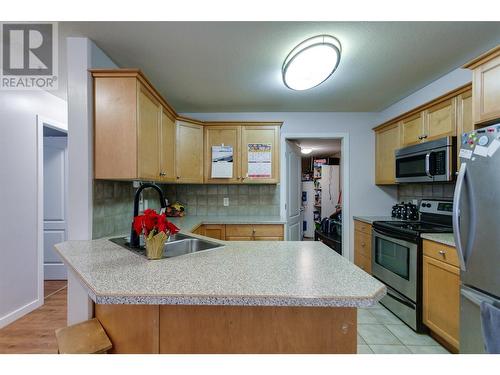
[175,121,204,183]
[204,126,241,184]
[375,123,400,185]
[137,85,161,180]
[159,110,176,182]
[472,54,500,125]
[241,126,280,184]
[202,224,226,240]
[425,98,456,141]
[423,255,460,351]
[400,113,424,146]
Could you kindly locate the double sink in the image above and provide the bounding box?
[110,233,224,259]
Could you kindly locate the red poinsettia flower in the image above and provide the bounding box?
[133,209,179,237]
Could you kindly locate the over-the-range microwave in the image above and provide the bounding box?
[395,136,456,183]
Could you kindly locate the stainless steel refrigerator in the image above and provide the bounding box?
[454,123,500,353]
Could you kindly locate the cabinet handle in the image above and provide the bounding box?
[418,135,423,140]
[438,250,446,255]
[422,134,428,139]
[176,176,180,179]
[361,242,365,247]
[159,172,166,176]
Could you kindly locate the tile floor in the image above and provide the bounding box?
[357,302,450,354]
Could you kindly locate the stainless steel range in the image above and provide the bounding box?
[372,199,453,332]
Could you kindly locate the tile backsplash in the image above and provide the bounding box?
[398,183,455,205]
[92,180,280,239]
[163,184,280,217]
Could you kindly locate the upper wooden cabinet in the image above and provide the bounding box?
[175,120,204,183]
[160,109,176,182]
[400,113,424,146]
[373,84,471,185]
[204,125,242,184]
[92,69,282,184]
[464,46,500,125]
[93,71,176,181]
[375,122,400,185]
[424,98,456,141]
[241,125,280,184]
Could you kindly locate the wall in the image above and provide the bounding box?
[92,181,280,239]
[0,90,67,328]
[67,37,118,242]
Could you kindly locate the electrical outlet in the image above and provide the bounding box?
[223,197,229,207]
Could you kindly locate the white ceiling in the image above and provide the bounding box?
[291,138,341,157]
[57,22,500,112]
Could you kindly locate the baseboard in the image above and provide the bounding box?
[0,298,43,329]
[44,263,68,280]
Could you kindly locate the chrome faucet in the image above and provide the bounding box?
[129,182,167,248]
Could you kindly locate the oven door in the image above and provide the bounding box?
[372,229,417,302]
[395,147,452,183]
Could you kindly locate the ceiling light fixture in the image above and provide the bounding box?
[301,148,313,155]
[282,35,342,91]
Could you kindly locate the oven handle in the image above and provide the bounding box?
[425,152,433,178]
[372,227,418,245]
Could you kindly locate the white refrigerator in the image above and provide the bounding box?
[320,165,340,219]
[301,181,316,238]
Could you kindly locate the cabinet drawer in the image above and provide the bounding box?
[354,230,372,258]
[354,253,371,274]
[423,239,459,268]
[225,224,284,237]
[354,220,372,235]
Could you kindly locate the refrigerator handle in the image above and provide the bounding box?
[453,162,478,271]
[453,162,467,271]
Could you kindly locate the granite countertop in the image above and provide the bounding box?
[353,216,404,224]
[166,215,286,232]
[421,233,456,247]
[54,236,386,308]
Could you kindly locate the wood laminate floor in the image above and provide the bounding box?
[0,281,67,354]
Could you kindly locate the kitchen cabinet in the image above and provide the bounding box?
[464,46,500,125]
[225,224,284,241]
[375,122,400,185]
[199,224,226,240]
[422,239,460,353]
[204,125,241,184]
[400,113,424,146]
[424,98,456,141]
[353,220,372,274]
[241,126,280,184]
[159,109,176,182]
[137,86,162,180]
[175,120,204,183]
[92,70,177,181]
[373,84,472,185]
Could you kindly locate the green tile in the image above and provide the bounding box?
[369,345,410,354]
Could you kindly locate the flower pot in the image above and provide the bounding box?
[145,231,168,260]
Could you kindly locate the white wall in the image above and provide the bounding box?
[184,112,398,261]
[66,38,117,241]
[377,67,472,123]
[0,90,67,328]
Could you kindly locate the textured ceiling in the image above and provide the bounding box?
[57,21,500,112]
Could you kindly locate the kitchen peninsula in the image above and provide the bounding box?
[55,220,385,354]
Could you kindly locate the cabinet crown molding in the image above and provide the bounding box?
[463,45,500,70]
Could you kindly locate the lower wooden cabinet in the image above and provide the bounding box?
[353,220,372,274]
[422,240,460,352]
[194,224,284,241]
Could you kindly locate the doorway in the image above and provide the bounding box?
[37,116,68,297]
[282,133,349,259]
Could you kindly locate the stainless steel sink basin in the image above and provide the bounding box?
[109,233,223,259]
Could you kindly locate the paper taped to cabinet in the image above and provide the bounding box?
[247,143,272,178]
[211,145,233,178]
